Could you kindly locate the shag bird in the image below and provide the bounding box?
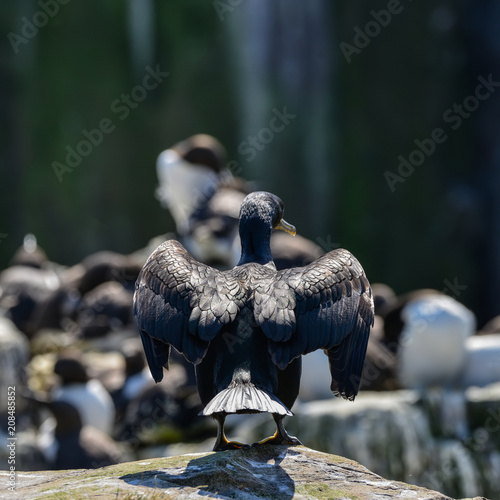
[133,191,374,451]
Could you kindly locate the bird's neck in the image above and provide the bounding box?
[237,219,273,266]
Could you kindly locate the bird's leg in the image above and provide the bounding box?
[212,413,250,451]
[253,414,302,447]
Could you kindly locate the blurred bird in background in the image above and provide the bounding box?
[155,134,324,271]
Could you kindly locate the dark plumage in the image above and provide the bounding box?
[0,265,60,336]
[72,251,142,295]
[75,281,134,338]
[134,191,374,450]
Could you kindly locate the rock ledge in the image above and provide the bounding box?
[1,445,488,499]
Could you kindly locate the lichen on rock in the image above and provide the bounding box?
[1,445,487,500]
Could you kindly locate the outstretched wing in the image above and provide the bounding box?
[133,240,245,382]
[254,248,374,399]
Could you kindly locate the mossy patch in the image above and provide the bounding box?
[4,446,453,499]
[297,482,360,499]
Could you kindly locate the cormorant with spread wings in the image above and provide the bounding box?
[133,191,374,451]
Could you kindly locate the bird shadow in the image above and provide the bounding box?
[120,444,297,499]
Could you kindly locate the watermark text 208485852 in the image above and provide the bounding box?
[213,0,243,22]
[7,386,16,492]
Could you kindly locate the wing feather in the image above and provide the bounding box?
[255,248,374,400]
[133,240,244,382]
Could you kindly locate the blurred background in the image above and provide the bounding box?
[3,0,500,324]
[1,1,500,498]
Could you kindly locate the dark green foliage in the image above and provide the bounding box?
[0,1,494,322]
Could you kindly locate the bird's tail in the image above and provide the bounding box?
[201,382,292,416]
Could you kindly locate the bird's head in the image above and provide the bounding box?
[239,191,296,236]
[172,134,226,172]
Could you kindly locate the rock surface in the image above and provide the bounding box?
[0,445,487,499]
[231,390,500,499]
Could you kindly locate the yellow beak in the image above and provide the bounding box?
[275,218,296,236]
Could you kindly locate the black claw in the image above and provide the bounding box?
[251,434,302,447]
[213,440,251,452]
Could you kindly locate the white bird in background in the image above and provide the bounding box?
[396,293,476,440]
[463,334,500,388]
[155,134,246,268]
[51,353,116,436]
[397,294,476,389]
[156,147,221,237]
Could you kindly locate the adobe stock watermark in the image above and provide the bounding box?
[213,0,243,21]
[118,394,190,454]
[7,386,16,492]
[422,408,500,494]
[52,65,169,183]
[340,0,412,64]
[215,152,247,181]
[385,74,500,192]
[237,107,296,163]
[158,157,245,216]
[7,0,71,54]
[316,235,340,254]
[190,169,240,216]
[442,277,467,299]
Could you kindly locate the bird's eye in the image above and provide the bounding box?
[273,203,283,226]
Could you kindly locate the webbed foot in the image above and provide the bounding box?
[213,439,251,452]
[252,430,302,447]
[252,413,302,447]
[212,412,251,451]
